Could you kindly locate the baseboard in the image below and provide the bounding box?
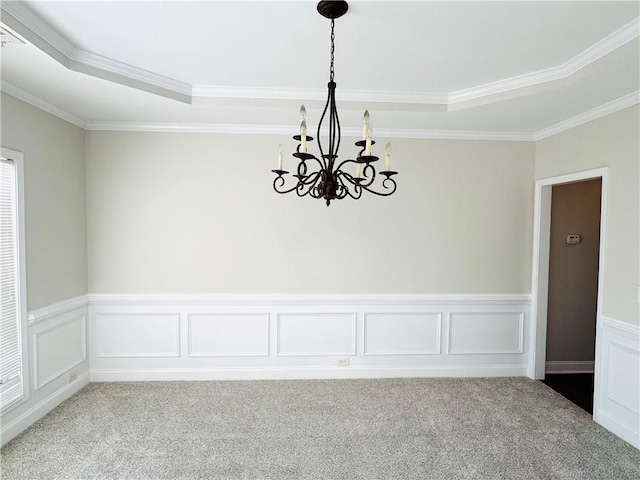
[545,361,594,374]
[594,409,640,449]
[0,371,90,447]
[90,364,529,382]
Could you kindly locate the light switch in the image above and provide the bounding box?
[566,234,581,244]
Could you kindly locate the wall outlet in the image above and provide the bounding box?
[336,358,350,367]
[67,370,78,384]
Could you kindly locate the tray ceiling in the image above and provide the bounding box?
[1,1,638,140]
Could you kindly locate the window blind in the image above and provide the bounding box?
[0,157,24,410]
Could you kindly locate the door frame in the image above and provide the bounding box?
[529,167,608,380]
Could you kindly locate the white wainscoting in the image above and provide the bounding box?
[363,313,441,355]
[188,313,269,357]
[31,312,86,390]
[1,295,90,447]
[277,313,357,356]
[448,312,524,354]
[88,294,530,381]
[94,312,180,358]
[594,316,640,449]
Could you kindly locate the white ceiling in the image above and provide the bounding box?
[1,1,639,140]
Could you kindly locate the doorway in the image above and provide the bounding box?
[529,168,608,415]
[542,178,601,413]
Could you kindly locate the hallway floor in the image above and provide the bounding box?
[542,373,594,414]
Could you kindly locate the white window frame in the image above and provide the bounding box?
[1,147,29,413]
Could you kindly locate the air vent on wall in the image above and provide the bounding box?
[0,26,25,47]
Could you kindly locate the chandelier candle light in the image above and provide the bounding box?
[271,1,398,206]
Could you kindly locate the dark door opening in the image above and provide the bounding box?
[542,178,602,414]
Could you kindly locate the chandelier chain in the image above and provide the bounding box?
[330,18,335,81]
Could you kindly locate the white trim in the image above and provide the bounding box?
[0,371,89,448]
[72,49,191,100]
[362,312,442,356]
[595,410,640,450]
[93,312,181,358]
[27,294,89,326]
[0,2,640,134]
[89,364,529,382]
[275,312,358,357]
[447,312,524,355]
[594,316,640,448]
[83,121,535,141]
[187,312,271,358]
[601,315,640,338]
[0,147,29,414]
[449,18,640,104]
[545,361,595,374]
[1,81,87,129]
[88,293,532,307]
[535,91,640,140]
[192,85,449,106]
[31,314,87,390]
[530,167,607,380]
[0,2,191,103]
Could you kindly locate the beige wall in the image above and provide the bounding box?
[85,132,535,294]
[546,179,601,362]
[1,93,88,310]
[536,105,640,325]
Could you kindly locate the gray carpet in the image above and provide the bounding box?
[1,378,639,479]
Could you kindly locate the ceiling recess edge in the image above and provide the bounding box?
[1,2,637,110]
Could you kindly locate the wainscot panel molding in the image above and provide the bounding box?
[277,313,357,357]
[1,298,90,447]
[31,312,86,390]
[448,312,524,355]
[363,313,441,355]
[94,313,180,358]
[88,294,531,382]
[594,316,640,449]
[188,313,269,357]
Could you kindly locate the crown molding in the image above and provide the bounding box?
[5,76,633,143]
[192,85,448,106]
[71,50,192,100]
[534,91,640,141]
[1,81,87,129]
[1,1,636,110]
[0,1,192,103]
[83,121,534,141]
[449,17,640,105]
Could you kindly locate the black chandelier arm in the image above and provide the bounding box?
[272,174,302,195]
[298,169,323,186]
[358,174,398,197]
[337,166,397,197]
[335,171,363,200]
[295,171,324,197]
[294,152,325,172]
[329,83,341,170]
[316,90,331,163]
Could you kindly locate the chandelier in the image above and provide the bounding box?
[271,1,398,207]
